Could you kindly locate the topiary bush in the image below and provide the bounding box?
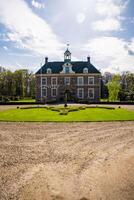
[59,109,68,115]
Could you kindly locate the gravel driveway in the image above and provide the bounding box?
[0,122,134,200]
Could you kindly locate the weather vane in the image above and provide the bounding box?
[67,43,70,48]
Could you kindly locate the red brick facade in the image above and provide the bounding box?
[35,50,101,103]
[36,74,101,102]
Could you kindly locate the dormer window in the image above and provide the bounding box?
[60,62,75,74]
[65,66,70,73]
[47,68,51,74]
[83,68,88,74]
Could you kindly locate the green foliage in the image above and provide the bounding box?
[0,69,35,101]
[59,109,68,115]
[0,106,134,121]
[107,75,121,101]
[11,98,36,103]
[103,72,134,102]
[122,72,134,101]
[48,106,79,115]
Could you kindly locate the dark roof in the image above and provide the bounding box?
[64,49,71,54]
[36,61,101,74]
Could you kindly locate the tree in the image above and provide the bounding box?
[0,70,15,96]
[29,73,35,98]
[14,70,25,98]
[125,73,134,101]
[119,72,134,101]
[0,67,35,100]
[107,75,121,101]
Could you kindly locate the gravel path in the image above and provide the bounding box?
[0,122,134,200]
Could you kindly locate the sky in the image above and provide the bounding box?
[0,0,134,73]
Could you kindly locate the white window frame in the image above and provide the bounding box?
[88,88,94,99]
[47,68,52,74]
[42,88,47,97]
[51,88,57,97]
[42,77,47,86]
[65,66,70,73]
[88,77,94,85]
[64,77,70,85]
[77,77,84,86]
[83,68,88,74]
[77,88,84,99]
[51,77,57,86]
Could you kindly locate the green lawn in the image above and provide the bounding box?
[0,106,134,122]
[10,99,36,103]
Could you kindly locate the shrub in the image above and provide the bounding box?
[59,109,68,115]
[78,106,86,110]
[2,97,10,103]
[68,108,79,112]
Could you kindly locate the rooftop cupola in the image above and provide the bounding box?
[64,44,71,62]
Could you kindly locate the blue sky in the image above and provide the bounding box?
[0,0,134,73]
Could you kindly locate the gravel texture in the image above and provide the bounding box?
[0,122,134,200]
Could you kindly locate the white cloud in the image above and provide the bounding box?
[3,46,8,51]
[84,36,134,73]
[0,0,64,57]
[93,18,121,31]
[128,38,134,51]
[96,0,125,17]
[92,0,128,32]
[31,0,45,9]
[76,13,86,24]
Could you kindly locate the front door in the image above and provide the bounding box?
[64,89,75,102]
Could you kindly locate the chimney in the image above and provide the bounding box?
[45,57,48,64]
[87,56,90,63]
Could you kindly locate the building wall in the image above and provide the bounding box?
[36,74,101,102]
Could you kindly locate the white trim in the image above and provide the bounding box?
[47,68,52,74]
[83,68,88,74]
[51,77,57,86]
[77,88,84,99]
[77,77,84,86]
[42,77,47,86]
[64,77,70,85]
[51,88,57,97]
[88,77,94,85]
[88,88,94,99]
[42,88,47,97]
[65,66,70,73]
[60,63,75,74]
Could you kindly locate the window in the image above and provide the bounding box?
[65,66,69,73]
[42,88,47,97]
[64,77,70,85]
[77,88,84,99]
[83,68,88,74]
[77,77,84,85]
[42,77,47,86]
[51,77,57,85]
[88,77,94,85]
[47,68,51,74]
[51,88,57,97]
[88,88,94,99]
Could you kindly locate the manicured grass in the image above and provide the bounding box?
[10,99,36,103]
[0,106,134,122]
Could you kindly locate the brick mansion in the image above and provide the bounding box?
[35,48,101,103]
